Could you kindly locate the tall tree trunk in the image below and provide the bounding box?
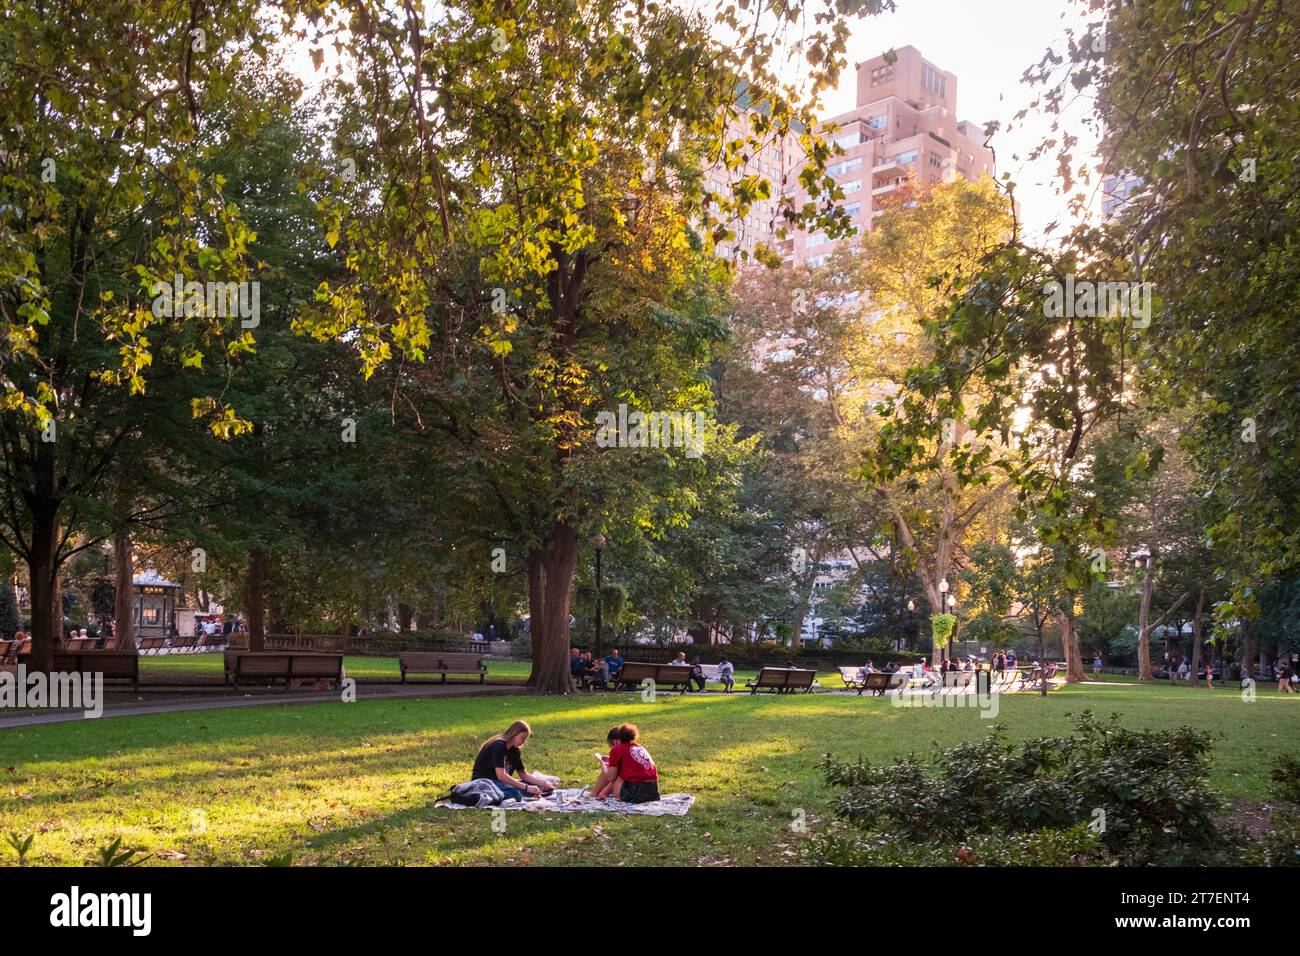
[26,501,58,672]
[687,596,713,645]
[247,548,266,651]
[113,530,135,650]
[1136,559,1154,680]
[51,568,63,643]
[1188,583,1206,688]
[1037,621,1048,696]
[398,602,414,632]
[526,547,546,687]
[1058,608,1084,682]
[790,539,825,649]
[1241,621,1254,685]
[529,522,579,695]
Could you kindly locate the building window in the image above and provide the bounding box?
[843,202,861,217]
[930,151,944,168]
[893,149,918,165]
[867,114,887,130]
[833,131,864,151]
[142,607,160,626]
[829,157,862,177]
[922,64,947,98]
[841,179,861,194]
[871,65,894,86]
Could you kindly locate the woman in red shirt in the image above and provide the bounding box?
[595,723,660,803]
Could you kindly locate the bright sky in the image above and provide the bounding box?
[824,0,1102,243]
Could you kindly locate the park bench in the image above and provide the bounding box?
[747,667,818,695]
[137,636,168,655]
[195,631,225,651]
[614,661,694,694]
[839,666,866,690]
[51,650,140,689]
[398,651,487,684]
[857,671,904,696]
[228,652,343,690]
[170,635,197,653]
[63,637,96,652]
[0,638,30,664]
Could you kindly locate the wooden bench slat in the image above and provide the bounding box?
[398,651,486,684]
[225,651,344,690]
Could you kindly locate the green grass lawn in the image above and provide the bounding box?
[1,680,1296,866]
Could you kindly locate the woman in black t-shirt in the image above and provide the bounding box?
[471,720,555,799]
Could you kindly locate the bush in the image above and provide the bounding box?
[1239,754,1300,866]
[1270,754,1300,805]
[1242,813,1300,867]
[807,822,1103,867]
[809,711,1243,866]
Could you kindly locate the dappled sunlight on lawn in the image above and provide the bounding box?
[2,684,1297,865]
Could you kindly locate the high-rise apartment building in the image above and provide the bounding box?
[703,85,801,264]
[1101,171,1143,222]
[782,46,994,267]
[706,48,994,268]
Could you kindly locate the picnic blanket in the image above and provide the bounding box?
[437,786,694,817]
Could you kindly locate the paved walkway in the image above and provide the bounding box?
[0,681,524,729]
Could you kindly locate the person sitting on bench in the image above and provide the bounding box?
[603,648,624,682]
[686,655,706,692]
[471,720,555,800]
[594,723,660,804]
[570,647,589,688]
[717,656,735,693]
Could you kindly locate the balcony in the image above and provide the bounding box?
[872,157,906,177]
[872,179,902,196]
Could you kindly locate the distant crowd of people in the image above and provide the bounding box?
[567,647,739,693]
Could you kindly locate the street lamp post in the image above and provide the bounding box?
[938,578,950,663]
[1132,545,1153,679]
[906,599,915,651]
[592,534,607,659]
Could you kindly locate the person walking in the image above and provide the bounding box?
[1275,659,1295,694]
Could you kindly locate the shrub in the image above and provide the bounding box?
[1242,814,1300,867]
[1270,754,1300,805]
[808,822,1103,867]
[1240,754,1300,866]
[810,711,1242,866]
